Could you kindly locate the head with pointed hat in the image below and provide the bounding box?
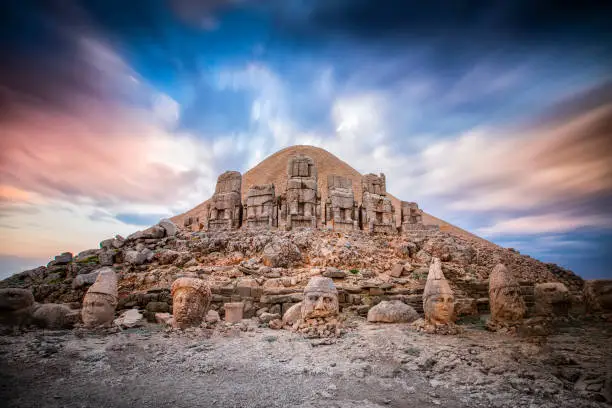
[488,263,525,324]
[81,267,118,328]
[171,277,211,329]
[423,258,455,325]
[301,276,339,320]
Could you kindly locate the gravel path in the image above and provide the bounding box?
[1,319,610,408]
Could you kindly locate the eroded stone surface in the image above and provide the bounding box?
[534,282,570,317]
[418,258,458,334]
[171,277,211,329]
[208,171,242,231]
[282,154,318,230]
[326,175,358,231]
[81,269,118,328]
[245,184,278,229]
[367,300,419,323]
[487,263,526,331]
[360,173,395,234]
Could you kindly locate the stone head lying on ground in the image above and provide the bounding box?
[423,258,455,325]
[81,269,118,328]
[171,277,211,329]
[301,276,339,320]
[488,263,526,330]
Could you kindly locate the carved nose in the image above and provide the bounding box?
[315,298,325,310]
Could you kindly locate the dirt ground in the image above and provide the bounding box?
[1,318,610,408]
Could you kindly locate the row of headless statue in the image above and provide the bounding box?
[79,257,528,336]
[184,154,429,233]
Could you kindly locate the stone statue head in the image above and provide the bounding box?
[423,258,455,325]
[489,263,526,325]
[301,276,339,320]
[0,288,34,311]
[171,277,211,329]
[81,269,118,328]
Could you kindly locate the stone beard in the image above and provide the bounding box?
[171,278,211,329]
[301,277,339,320]
[490,285,525,324]
[82,292,117,328]
[424,293,455,325]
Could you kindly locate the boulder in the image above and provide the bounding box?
[282,302,302,326]
[367,300,419,323]
[114,309,144,328]
[259,312,281,324]
[262,238,301,268]
[146,301,169,313]
[158,219,178,237]
[124,250,148,266]
[112,236,125,249]
[99,239,114,250]
[388,263,404,278]
[72,268,113,289]
[534,282,570,317]
[322,267,346,279]
[158,250,179,265]
[205,310,220,323]
[31,303,79,329]
[54,252,73,265]
[155,312,173,326]
[75,249,100,262]
[98,250,115,266]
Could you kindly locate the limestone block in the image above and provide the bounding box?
[224,302,244,323]
[114,309,144,328]
[54,252,73,264]
[388,263,404,278]
[282,302,302,326]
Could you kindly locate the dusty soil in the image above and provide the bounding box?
[1,318,610,408]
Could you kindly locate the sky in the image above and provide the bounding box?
[0,0,611,279]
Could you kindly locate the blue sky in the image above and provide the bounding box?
[0,0,611,279]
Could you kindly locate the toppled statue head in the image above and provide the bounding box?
[301,276,339,320]
[81,268,118,328]
[0,288,34,312]
[171,277,211,329]
[423,258,455,325]
[488,263,526,327]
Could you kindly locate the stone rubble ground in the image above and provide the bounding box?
[0,317,610,408]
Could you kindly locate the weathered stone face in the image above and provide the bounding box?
[301,277,339,319]
[81,269,117,328]
[208,171,242,231]
[171,278,211,329]
[423,258,455,325]
[81,293,115,327]
[0,288,34,311]
[424,294,455,325]
[488,264,526,326]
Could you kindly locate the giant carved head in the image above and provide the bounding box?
[301,276,339,320]
[82,269,118,328]
[423,258,455,325]
[171,277,211,329]
[489,263,526,325]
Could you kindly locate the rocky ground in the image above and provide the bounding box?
[1,317,610,408]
